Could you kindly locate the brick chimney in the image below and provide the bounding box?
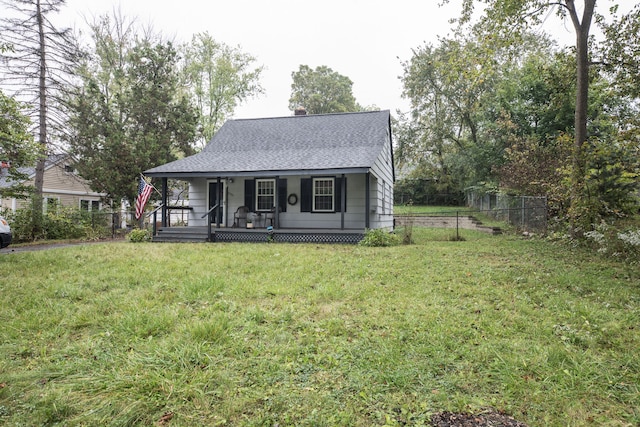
[294,106,307,116]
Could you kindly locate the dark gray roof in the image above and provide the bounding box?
[145,110,392,178]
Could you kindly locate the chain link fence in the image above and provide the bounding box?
[466,192,547,232]
[394,192,465,206]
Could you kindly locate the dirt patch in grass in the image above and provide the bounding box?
[431,410,529,426]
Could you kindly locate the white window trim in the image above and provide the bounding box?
[312,177,335,212]
[80,199,101,211]
[255,178,276,212]
[43,196,60,213]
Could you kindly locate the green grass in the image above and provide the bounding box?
[1,229,639,426]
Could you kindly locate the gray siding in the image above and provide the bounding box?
[187,174,372,229]
[369,131,394,230]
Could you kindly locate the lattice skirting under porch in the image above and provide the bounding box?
[214,230,364,244]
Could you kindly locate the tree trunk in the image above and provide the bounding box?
[566,0,596,232]
[32,0,47,233]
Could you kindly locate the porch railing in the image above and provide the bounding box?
[148,204,163,237]
[201,203,220,242]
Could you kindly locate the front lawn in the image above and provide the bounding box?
[1,229,638,426]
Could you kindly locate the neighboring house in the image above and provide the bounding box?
[0,154,106,213]
[144,110,395,243]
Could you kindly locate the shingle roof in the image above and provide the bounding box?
[145,110,392,177]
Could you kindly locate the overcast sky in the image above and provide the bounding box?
[54,0,619,120]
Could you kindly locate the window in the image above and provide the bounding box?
[256,179,275,211]
[300,177,345,213]
[44,197,59,213]
[80,199,100,211]
[313,177,334,212]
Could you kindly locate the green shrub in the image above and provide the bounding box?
[43,207,86,240]
[359,228,399,247]
[3,207,38,242]
[584,221,640,263]
[5,204,112,242]
[128,228,151,243]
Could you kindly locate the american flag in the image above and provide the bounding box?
[135,177,153,219]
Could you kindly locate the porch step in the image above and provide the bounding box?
[153,226,209,243]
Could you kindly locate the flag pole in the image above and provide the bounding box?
[140,173,162,197]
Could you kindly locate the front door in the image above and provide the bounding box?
[208,181,225,225]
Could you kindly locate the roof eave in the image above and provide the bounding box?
[144,167,372,179]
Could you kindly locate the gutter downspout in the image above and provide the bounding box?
[365,172,370,229]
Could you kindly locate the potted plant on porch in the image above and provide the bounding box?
[246,217,254,229]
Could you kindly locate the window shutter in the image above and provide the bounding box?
[300,178,312,212]
[278,179,287,213]
[244,179,255,210]
[335,177,347,212]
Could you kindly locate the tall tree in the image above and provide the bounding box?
[399,29,536,192]
[602,4,640,99]
[0,89,40,198]
[182,32,263,148]
[0,0,78,227]
[65,13,198,207]
[601,4,640,157]
[446,0,607,229]
[492,49,579,203]
[288,65,359,115]
[599,4,640,213]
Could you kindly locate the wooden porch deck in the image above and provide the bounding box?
[153,226,365,244]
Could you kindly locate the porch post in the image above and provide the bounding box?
[275,175,280,229]
[365,172,370,229]
[340,173,345,230]
[216,176,222,229]
[161,177,168,227]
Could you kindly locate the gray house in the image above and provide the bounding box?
[144,110,395,243]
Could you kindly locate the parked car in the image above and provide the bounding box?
[0,216,11,248]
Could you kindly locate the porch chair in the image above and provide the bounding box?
[233,206,250,228]
[265,205,281,228]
